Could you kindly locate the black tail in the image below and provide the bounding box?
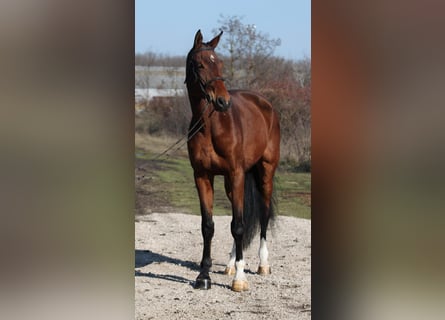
[242,166,276,249]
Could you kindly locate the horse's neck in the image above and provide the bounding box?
[187,85,216,135]
[189,96,211,120]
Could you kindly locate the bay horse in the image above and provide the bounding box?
[185,30,280,292]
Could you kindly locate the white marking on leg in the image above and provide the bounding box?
[234,260,247,281]
[259,237,269,267]
[226,241,236,269]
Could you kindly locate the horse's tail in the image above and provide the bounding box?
[242,165,276,249]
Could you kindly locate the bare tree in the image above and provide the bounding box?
[135,52,184,67]
[135,51,157,66]
[213,15,281,89]
[294,56,311,88]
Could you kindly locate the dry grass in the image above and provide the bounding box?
[135,132,189,158]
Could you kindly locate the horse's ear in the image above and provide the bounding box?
[193,29,203,49]
[208,30,223,49]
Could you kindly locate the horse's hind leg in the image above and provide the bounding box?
[258,201,271,275]
[194,173,215,289]
[223,175,237,276]
[224,241,236,276]
[257,160,277,275]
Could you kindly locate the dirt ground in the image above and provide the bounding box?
[135,212,311,319]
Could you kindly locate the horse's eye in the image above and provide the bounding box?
[197,63,205,69]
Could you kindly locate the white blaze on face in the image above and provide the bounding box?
[210,54,215,63]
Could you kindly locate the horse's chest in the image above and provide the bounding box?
[191,144,225,171]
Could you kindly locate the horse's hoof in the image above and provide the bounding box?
[231,280,249,292]
[257,265,271,275]
[224,266,236,276]
[194,278,211,290]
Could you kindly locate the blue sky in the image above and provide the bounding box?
[135,0,311,60]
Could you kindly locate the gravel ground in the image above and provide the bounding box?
[135,213,311,319]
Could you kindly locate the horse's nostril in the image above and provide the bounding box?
[217,97,225,107]
[216,97,231,110]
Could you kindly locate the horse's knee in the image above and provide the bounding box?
[231,219,244,238]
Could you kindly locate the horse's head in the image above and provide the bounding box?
[185,30,232,112]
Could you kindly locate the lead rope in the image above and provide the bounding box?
[150,100,212,160]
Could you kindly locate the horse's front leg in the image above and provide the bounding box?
[194,173,215,290]
[229,170,249,292]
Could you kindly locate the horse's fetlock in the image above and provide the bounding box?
[200,257,212,269]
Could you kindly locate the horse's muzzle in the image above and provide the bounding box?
[214,96,232,112]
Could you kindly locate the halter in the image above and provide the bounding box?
[185,47,227,104]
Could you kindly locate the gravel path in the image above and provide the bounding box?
[135,213,311,319]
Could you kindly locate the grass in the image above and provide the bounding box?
[136,134,311,219]
[274,169,311,219]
